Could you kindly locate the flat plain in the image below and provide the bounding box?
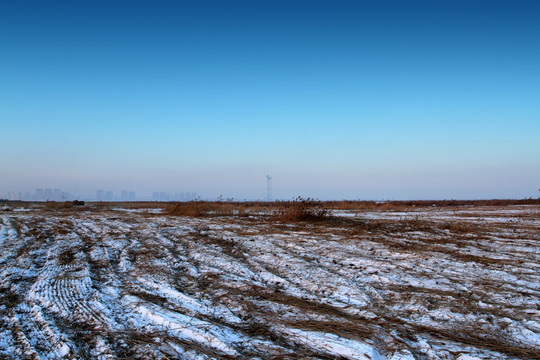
[1,201,539,359]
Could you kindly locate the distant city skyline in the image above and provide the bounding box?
[2,188,74,202]
[0,188,202,202]
[1,1,539,200]
[2,180,539,202]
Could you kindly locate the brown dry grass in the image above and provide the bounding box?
[6,198,539,218]
[165,198,332,222]
[3,204,538,359]
[325,198,540,212]
[273,197,330,222]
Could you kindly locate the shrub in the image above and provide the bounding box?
[167,201,213,217]
[276,197,329,222]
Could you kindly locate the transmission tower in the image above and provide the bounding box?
[266,174,272,201]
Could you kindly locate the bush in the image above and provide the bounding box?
[167,201,212,217]
[276,197,329,222]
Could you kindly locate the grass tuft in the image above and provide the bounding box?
[275,197,330,222]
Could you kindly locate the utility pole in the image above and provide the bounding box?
[266,174,272,201]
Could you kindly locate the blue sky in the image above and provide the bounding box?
[1,0,539,200]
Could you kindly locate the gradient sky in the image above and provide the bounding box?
[1,0,539,200]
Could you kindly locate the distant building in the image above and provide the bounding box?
[128,191,136,201]
[152,191,197,202]
[44,189,52,201]
[96,189,104,201]
[35,189,44,201]
[121,190,129,201]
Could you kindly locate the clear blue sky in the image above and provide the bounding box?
[1,0,539,200]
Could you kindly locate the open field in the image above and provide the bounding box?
[1,201,539,359]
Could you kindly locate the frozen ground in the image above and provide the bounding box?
[0,204,539,359]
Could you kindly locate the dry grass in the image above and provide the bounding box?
[165,197,331,223]
[326,198,540,211]
[273,197,330,222]
[2,203,539,359]
[5,198,538,218]
[167,200,215,216]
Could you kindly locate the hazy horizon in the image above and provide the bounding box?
[2,1,539,201]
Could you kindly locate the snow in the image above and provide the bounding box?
[111,207,163,214]
[129,301,239,356]
[390,350,416,360]
[280,327,384,360]
[0,205,539,359]
[456,356,483,360]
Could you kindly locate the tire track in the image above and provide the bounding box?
[1,207,539,359]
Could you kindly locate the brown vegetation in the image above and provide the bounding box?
[1,203,539,359]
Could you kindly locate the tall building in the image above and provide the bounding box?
[120,190,129,201]
[96,189,104,201]
[35,189,44,201]
[44,189,53,201]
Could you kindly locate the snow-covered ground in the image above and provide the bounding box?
[0,205,539,359]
